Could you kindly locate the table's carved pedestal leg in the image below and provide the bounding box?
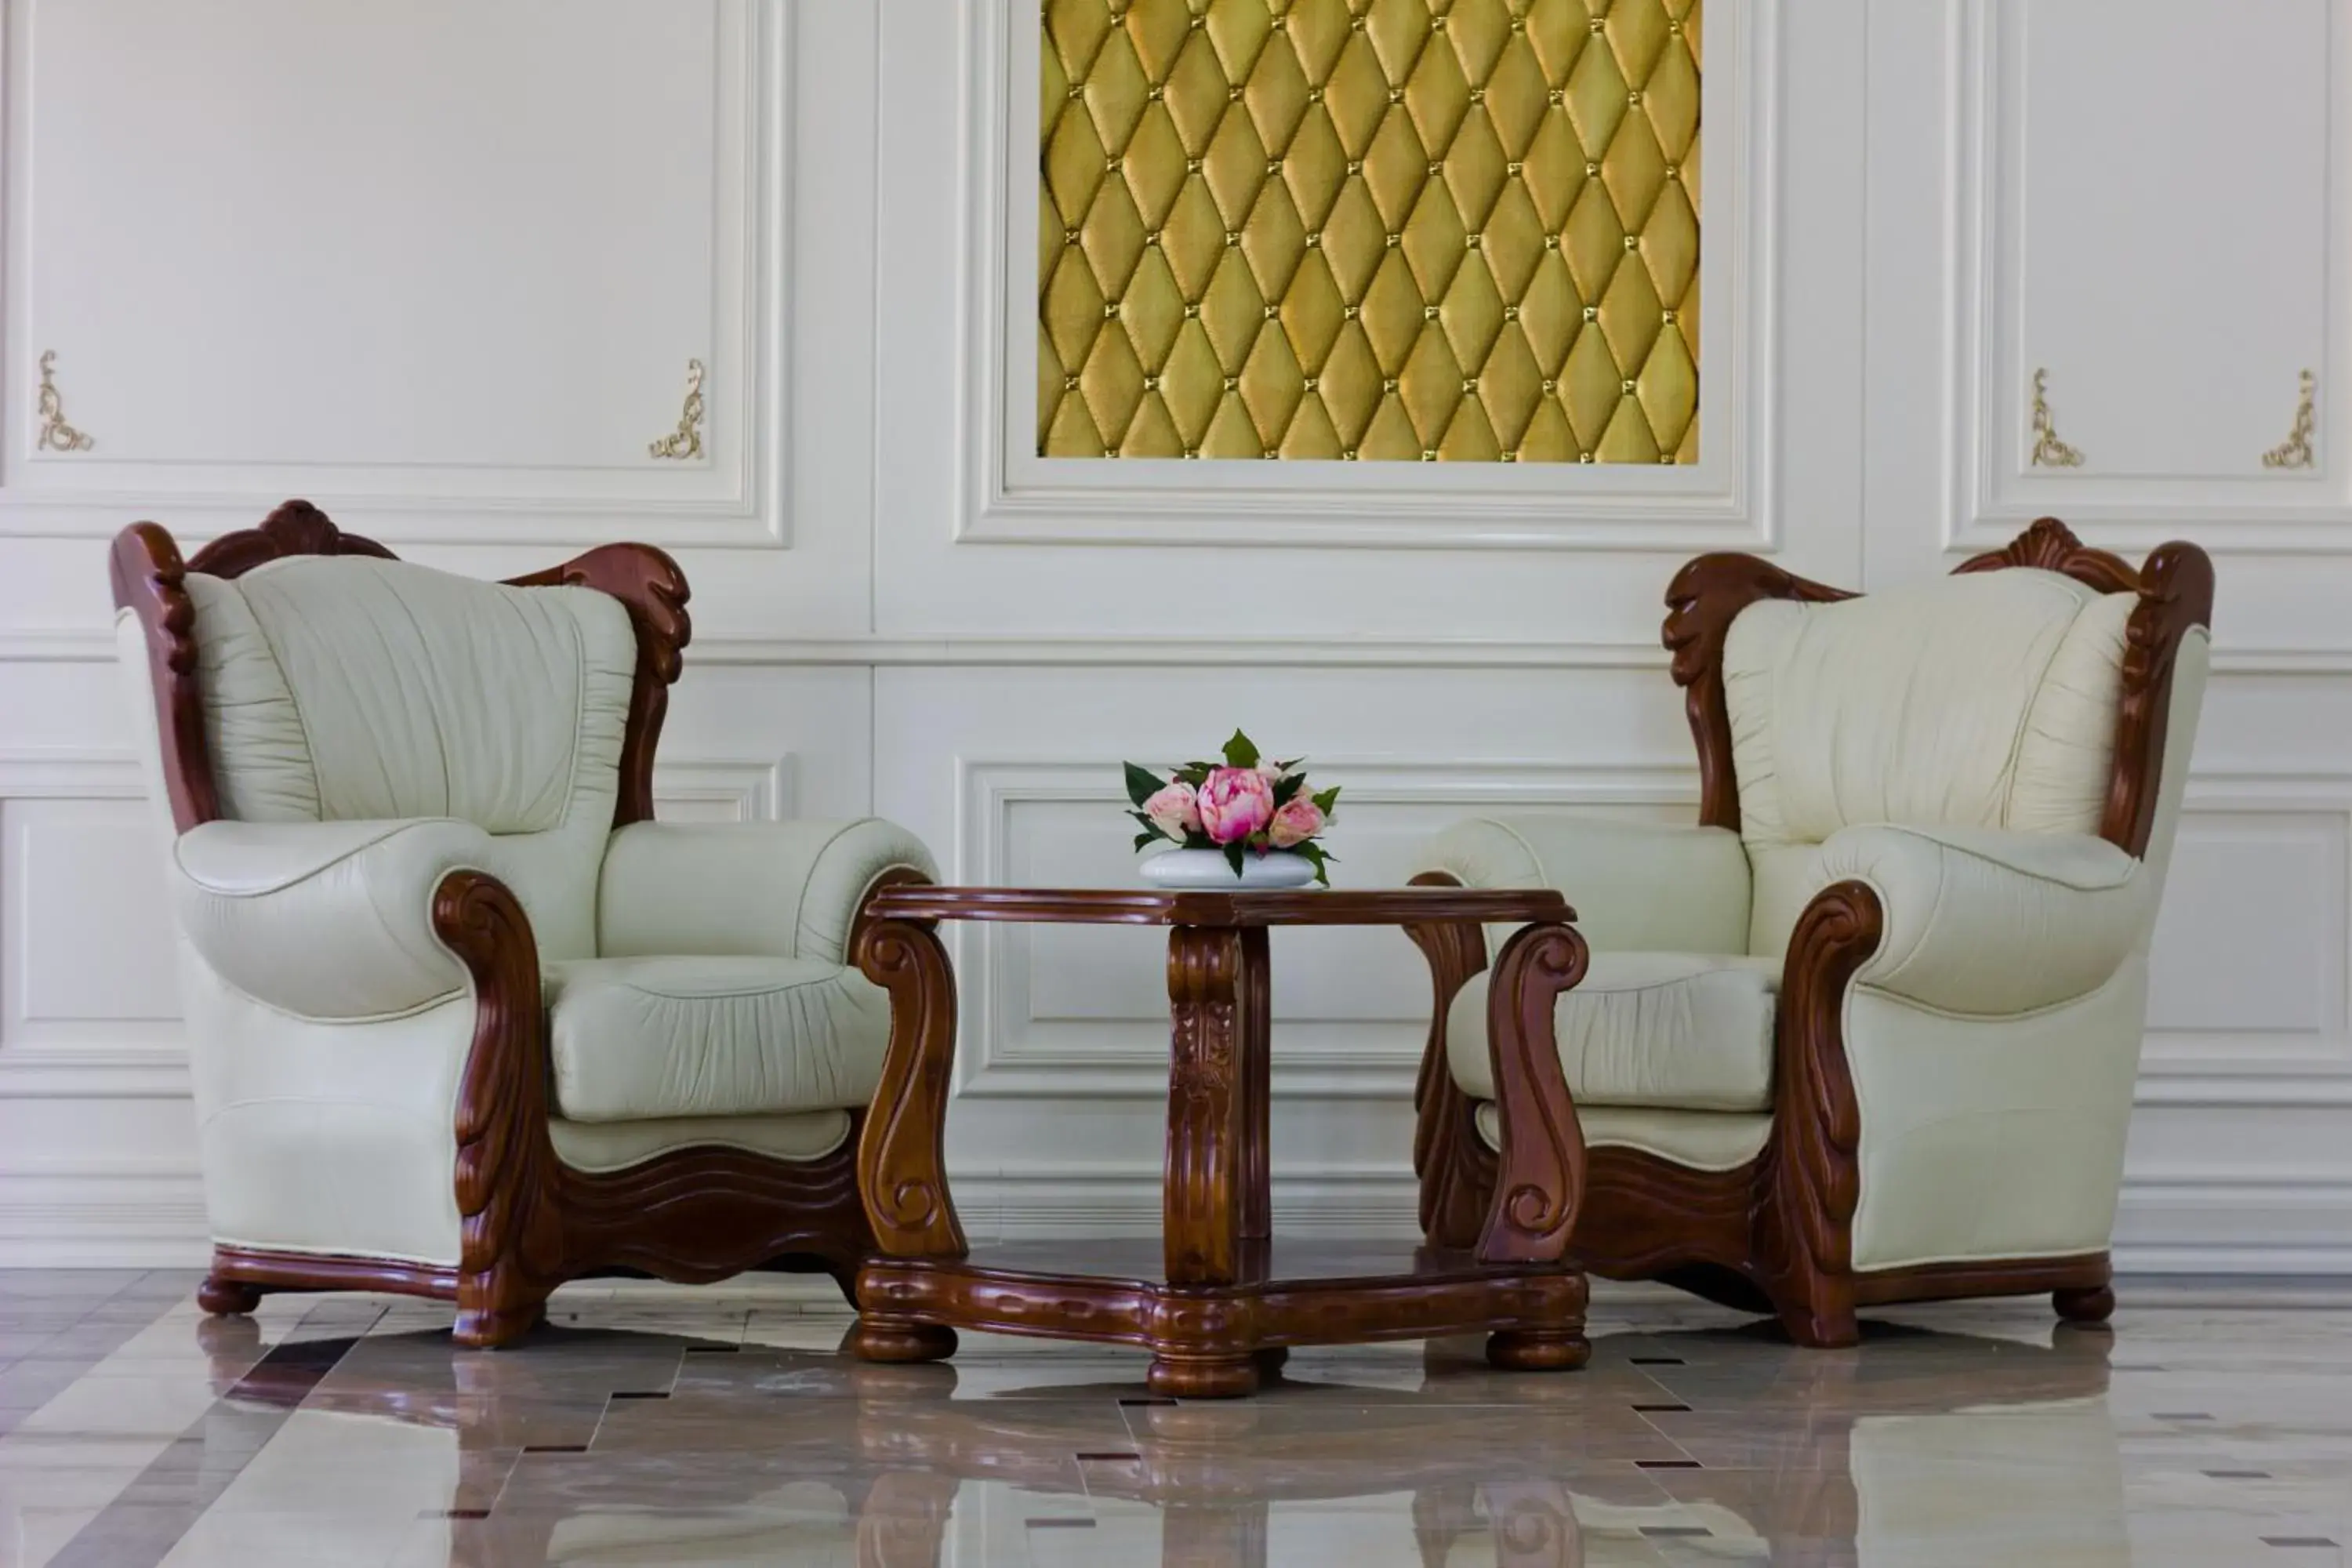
[850,916,965,1366]
[1153,924,1272,1398]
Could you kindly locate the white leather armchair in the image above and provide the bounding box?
[114,502,937,1345]
[1408,520,2214,1346]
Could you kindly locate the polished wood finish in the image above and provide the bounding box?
[120,505,874,1345]
[1750,878,1884,1346]
[2054,1282,2118,1324]
[849,889,1588,1395]
[858,1240,1590,1399]
[863,884,1570,928]
[1407,520,2212,1347]
[853,916,967,1261]
[1475,922,1590,1266]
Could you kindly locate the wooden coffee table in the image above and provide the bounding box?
[844,886,1592,1398]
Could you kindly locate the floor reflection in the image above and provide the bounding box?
[164,1311,2129,1566]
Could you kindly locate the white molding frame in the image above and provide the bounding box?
[652,756,795,822]
[1944,0,2352,554]
[2140,770,2352,1084]
[0,0,791,549]
[955,0,1782,550]
[0,750,190,1098]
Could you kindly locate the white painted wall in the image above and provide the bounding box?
[0,0,2343,1270]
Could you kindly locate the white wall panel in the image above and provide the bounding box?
[2006,0,2328,484]
[0,0,787,546]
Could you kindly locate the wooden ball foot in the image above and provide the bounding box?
[1486,1329,1590,1372]
[850,1319,959,1364]
[1148,1352,1261,1399]
[197,1276,263,1316]
[2054,1285,2116,1326]
[453,1297,548,1350]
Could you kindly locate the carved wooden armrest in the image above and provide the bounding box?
[1403,871,1589,1265]
[851,871,968,1261]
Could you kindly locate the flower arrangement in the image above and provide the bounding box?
[1123,730,1341,886]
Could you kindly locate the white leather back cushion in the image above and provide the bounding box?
[1724,570,2131,858]
[191,557,637,833]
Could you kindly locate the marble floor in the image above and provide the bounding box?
[0,1272,2347,1566]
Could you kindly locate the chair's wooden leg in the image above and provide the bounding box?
[437,871,568,1352]
[453,1289,550,1349]
[848,1322,958,1363]
[2055,1284,2116,1325]
[1773,1274,1860,1349]
[1757,881,1881,1352]
[197,1276,263,1316]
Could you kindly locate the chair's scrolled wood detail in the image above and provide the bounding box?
[437,868,568,1348]
[109,522,217,833]
[1662,554,1855,830]
[1402,871,1497,1251]
[855,917,968,1261]
[2105,541,2216,856]
[1476,922,1589,1268]
[184,497,398,575]
[506,542,691,828]
[1756,878,1883,1349]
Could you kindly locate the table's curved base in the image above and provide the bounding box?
[854,1243,1588,1399]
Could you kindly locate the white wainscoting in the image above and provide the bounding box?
[1,0,2347,1272]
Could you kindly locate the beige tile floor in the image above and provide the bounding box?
[1,1270,2347,1566]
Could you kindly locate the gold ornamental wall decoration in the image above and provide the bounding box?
[648,358,706,460]
[1039,0,1701,462]
[2027,367,2083,469]
[2261,368,2314,470]
[35,350,95,452]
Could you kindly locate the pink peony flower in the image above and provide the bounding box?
[1142,779,1202,840]
[1266,794,1324,849]
[1196,767,1276,845]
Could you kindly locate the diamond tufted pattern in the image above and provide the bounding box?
[1040,0,1701,462]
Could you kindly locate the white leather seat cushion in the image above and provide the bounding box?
[1474,1102,1773,1172]
[546,957,891,1123]
[1448,953,1779,1113]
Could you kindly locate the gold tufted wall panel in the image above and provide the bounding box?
[1038,0,1700,463]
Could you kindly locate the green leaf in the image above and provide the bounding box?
[1272,773,1305,807]
[1123,762,1165,808]
[1295,840,1334,887]
[1174,763,1212,787]
[1222,840,1247,878]
[1221,729,1261,770]
[1134,829,1162,851]
[1312,785,1341,816]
